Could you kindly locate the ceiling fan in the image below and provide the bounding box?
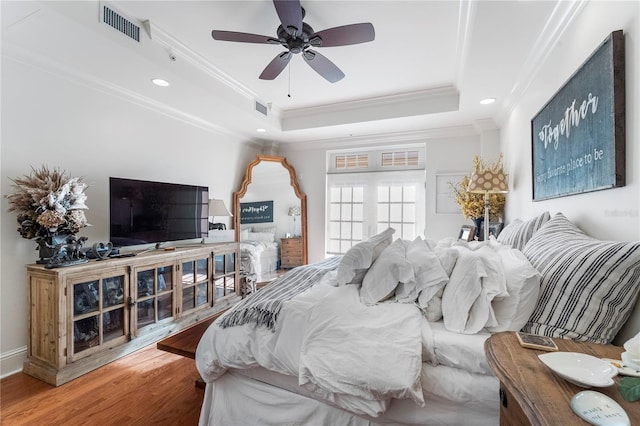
[211,0,375,83]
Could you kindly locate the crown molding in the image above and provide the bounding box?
[280,124,479,152]
[2,42,261,145]
[280,86,460,131]
[496,0,588,124]
[144,20,256,101]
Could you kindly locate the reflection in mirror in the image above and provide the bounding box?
[234,155,307,283]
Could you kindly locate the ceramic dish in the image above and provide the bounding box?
[570,391,630,426]
[538,352,617,388]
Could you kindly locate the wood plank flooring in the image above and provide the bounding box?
[0,344,204,425]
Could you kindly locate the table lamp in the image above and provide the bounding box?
[467,168,508,241]
[208,199,232,230]
[288,205,301,236]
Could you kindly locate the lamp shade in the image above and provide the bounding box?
[288,206,301,217]
[467,170,509,194]
[208,199,232,217]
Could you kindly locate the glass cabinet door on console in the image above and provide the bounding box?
[181,256,211,314]
[69,270,129,361]
[214,251,236,298]
[134,263,175,333]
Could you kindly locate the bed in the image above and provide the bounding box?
[239,226,280,284]
[196,212,640,425]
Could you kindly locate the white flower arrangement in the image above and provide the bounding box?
[5,166,90,246]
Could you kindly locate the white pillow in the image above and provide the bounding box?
[336,228,395,286]
[423,288,444,322]
[398,237,449,308]
[246,231,275,243]
[485,244,541,332]
[240,229,250,241]
[361,238,413,305]
[442,245,508,334]
[252,225,277,234]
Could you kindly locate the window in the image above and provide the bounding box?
[326,147,425,256]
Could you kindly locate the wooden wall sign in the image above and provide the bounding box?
[240,200,274,224]
[531,30,625,201]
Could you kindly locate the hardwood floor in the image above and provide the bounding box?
[1,344,204,425]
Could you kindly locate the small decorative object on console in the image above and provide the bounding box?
[45,235,89,269]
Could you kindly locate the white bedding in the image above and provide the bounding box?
[240,240,279,281]
[197,279,423,417]
[196,236,539,424]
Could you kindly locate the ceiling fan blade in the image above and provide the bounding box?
[310,23,375,47]
[273,0,303,37]
[302,49,345,83]
[211,30,277,44]
[259,52,293,80]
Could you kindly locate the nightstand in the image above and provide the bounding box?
[280,237,303,269]
[485,332,640,425]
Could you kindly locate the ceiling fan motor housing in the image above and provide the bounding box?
[277,22,316,54]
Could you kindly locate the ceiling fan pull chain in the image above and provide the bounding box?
[288,63,292,98]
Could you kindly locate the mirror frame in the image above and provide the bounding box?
[233,155,308,265]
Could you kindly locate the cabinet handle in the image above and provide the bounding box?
[499,387,508,408]
[127,296,136,307]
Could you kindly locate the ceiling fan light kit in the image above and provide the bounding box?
[211,0,375,83]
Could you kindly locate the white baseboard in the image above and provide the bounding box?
[1,346,26,379]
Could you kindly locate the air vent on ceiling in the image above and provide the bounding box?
[255,100,268,116]
[101,3,140,42]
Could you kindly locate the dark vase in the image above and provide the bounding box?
[37,234,71,264]
[472,217,484,241]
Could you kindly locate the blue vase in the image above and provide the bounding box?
[472,217,484,241]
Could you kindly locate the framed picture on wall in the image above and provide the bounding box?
[531,30,625,201]
[436,173,467,214]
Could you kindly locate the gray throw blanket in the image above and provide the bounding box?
[218,256,342,331]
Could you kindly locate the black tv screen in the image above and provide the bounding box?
[109,177,208,247]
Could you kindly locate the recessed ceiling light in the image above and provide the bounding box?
[256,128,266,133]
[151,78,170,87]
[480,97,495,105]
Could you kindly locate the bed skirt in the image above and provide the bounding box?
[199,367,499,426]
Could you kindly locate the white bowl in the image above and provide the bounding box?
[621,351,640,372]
[538,352,617,388]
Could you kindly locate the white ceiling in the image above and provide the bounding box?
[1,0,585,147]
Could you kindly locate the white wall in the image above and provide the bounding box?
[500,0,639,341]
[0,56,258,377]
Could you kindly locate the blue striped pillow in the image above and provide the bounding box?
[522,213,640,344]
[496,212,550,251]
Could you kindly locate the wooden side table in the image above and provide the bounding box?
[281,237,303,269]
[485,332,640,425]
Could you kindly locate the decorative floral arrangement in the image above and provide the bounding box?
[450,155,506,220]
[5,166,90,246]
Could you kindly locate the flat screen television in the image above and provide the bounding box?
[109,177,208,247]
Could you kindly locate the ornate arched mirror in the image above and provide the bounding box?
[234,155,308,274]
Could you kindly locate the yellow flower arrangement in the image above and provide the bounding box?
[450,155,506,220]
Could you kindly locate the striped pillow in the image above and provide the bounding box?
[496,211,550,251]
[522,213,640,344]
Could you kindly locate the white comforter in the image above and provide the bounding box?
[197,282,424,417]
[196,239,539,418]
